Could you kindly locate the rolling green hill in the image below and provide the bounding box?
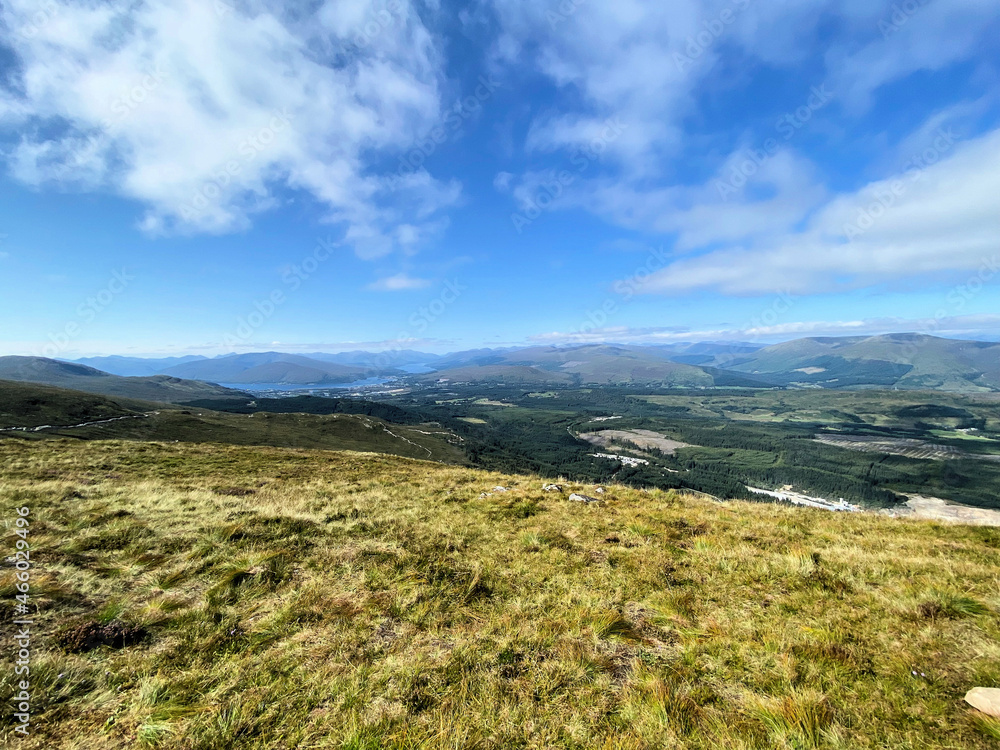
[0,382,464,462]
[718,334,1000,392]
[0,380,142,429]
[0,357,247,402]
[1,440,999,748]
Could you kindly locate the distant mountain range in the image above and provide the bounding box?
[416,335,1000,392]
[50,333,1000,393]
[159,352,383,385]
[70,351,435,381]
[0,357,245,402]
[74,355,208,377]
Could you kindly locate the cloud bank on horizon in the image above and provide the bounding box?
[1,0,999,353]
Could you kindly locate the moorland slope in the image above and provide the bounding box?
[1,440,998,748]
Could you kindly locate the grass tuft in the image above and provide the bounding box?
[751,690,836,748]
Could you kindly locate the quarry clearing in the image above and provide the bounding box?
[746,485,1000,527]
[883,495,1000,527]
[576,428,691,455]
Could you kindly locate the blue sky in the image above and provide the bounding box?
[1,0,999,357]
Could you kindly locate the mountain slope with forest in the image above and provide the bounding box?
[715,334,1000,391]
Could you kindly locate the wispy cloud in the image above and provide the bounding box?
[630,127,1000,295]
[529,314,1000,346]
[367,273,432,291]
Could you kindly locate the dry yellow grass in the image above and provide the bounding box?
[1,439,999,749]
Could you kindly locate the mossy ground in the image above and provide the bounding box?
[1,440,999,749]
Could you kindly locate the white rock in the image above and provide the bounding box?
[569,493,601,504]
[542,484,563,492]
[965,687,1000,717]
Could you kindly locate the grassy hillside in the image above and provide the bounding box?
[3,408,464,464]
[0,382,463,463]
[0,357,246,403]
[0,380,140,429]
[2,441,999,748]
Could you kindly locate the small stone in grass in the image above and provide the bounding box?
[965,687,1000,718]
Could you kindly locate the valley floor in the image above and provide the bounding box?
[1,440,1000,749]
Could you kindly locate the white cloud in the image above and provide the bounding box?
[367,272,431,291]
[493,170,514,191]
[633,127,1000,295]
[0,0,458,256]
[823,1,1000,111]
[529,314,1000,346]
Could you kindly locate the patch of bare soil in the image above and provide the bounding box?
[882,495,1000,527]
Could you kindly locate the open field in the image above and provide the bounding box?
[632,390,1000,434]
[2,441,1000,748]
